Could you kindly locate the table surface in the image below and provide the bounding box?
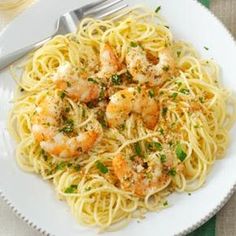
[0,0,236,235]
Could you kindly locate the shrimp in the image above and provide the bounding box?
[97,43,121,79]
[112,155,168,196]
[106,87,159,130]
[126,46,175,84]
[32,96,99,159]
[153,48,175,77]
[53,63,100,103]
[40,131,98,159]
[126,46,151,84]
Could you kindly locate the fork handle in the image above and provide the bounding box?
[0,35,54,71]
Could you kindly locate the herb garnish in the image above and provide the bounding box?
[168,168,176,176]
[155,6,161,13]
[96,161,108,174]
[88,78,99,84]
[130,41,138,47]
[134,142,142,156]
[99,86,106,101]
[59,119,74,133]
[162,107,168,117]
[56,162,66,171]
[163,201,168,206]
[160,154,167,163]
[162,65,169,72]
[59,91,66,99]
[87,101,95,108]
[148,141,162,151]
[148,89,155,98]
[179,88,190,95]
[64,185,77,193]
[199,97,205,103]
[111,74,122,85]
[74,164,81,171]
[171,92,178,100]
[175,143,187,162]
[126,71,133,81]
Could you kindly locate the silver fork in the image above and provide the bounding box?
[0,0,128,71]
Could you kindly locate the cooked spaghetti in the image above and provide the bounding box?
[8,6,235,230]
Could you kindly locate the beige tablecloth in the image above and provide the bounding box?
[0,0,236,235]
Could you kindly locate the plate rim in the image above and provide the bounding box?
[0,0,236,235]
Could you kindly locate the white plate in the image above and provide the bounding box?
[0,0,236,235]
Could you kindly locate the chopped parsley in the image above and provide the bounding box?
[199,97,205,103]
[175,143,187,162]
[87,101,95,108]
[162,107,168,117]
[130,155,136,161]
[146,172,153,179]
[66,81,71,87]
[119,123,125,131]
[137,86,141,93]
[59,91,66,99]
[64,185,77,193]
[96,161,108,174]
[204,46,209,50]
[59,119,74,133]
[163,201,168,206]
[20,88,25,92]
[85,186,91,191]
[148,89,155,98]
[177,51,181,57]
[126,71,133,81]
[74,164,81,171]
[111,74,122,85]
[65,107,70,113]
[179,88,190,95]
[41,149,48,161]
[130,41,138,47]
[134,142,142,156]
[148,141,162,151]
[159,128,164,135]
[82,108,86,118]
[56,162,66,171]
[99,86,106,101]
[168,141,173,147]
[171,92,178,100]
[162,65,169,72]
[88,78,98,84]
[168,168,176,176]
[155,6,161,13]
[97,110,107,128]
[160,154,167,163]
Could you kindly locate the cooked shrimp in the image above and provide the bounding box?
[40,131,98,159]
[97,43,121,79]
[32,96,99,159]
[54,63,100,103]
[153,48,175,77]
[126,46,151,84]
[32,97,61,126]
[106,87,159,129]
[126,46,175,84]
[113,155,168,196]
